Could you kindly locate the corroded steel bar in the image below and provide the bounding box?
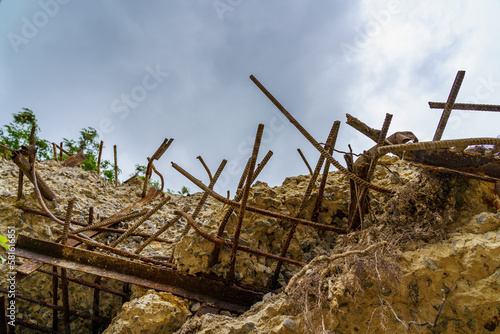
[52,142,58,161]
[197,156,213,182]
[29,125,36,145]
[71,209,148,234]
[93,276,102,334]
[376,113,393,148]
[250,75,394,194]
[12,151,57,201]
[10,318,58,333]
[52,266,58,332]
[142,138,173,197]
[52,142,70,156]
[311,121,340,222]
[61,267,70,333]
[229,124,264,283]
[433,70,466,141]
[378,137,500,155]
[88,206,94,225]
[346,113,381,143]
[16,235,262,313]
[175,211,306,267]
[97,140,103,175]
[297,148,313,175]
[429,101,500,112]
[62,199,75,245]
[59,142,63,160]
[114,144,118,186]
[210,150,273,267]
[17,170,23,201]
[110,195,170,247]
[172,162,348,233]
[271,122,339,287]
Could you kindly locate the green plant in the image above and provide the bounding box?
[62,127,118,183]
[0,108,50,159]
[130,164,160,189]
[0,235,9,264]
[178,186,190,196]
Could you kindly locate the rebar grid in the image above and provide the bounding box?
[174,210,306,267]
[270,121,341,287]
[172,162,348,233]
[228,124,264,283]
[249,75,395,194]
[110,195,171,247]
[311,121,341,222]
[210,151,273,267]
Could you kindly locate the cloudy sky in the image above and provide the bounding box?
[1,0,500,194]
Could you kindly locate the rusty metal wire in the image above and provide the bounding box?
[172,162,348,234]
[110,195,171,247]
[433,70,465,141]
[249,75,395,195]
[174,210,306,267]
[378,137,500,155]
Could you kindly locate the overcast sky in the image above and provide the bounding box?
[1,1,500,194]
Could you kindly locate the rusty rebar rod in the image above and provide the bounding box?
[52,142,70,156]
[29,125,36,145]
[12,151,58,201]
[142,138,173,197]
[110,195,171,247]
[378,137,500,155]
[97,140,103,175]
[149,160,165,192]
[114,144,118,186]
[228,124,264,284]
[311,121,341,222]
[92,276,102,334]
[429,101,500,112]
[70,209,148,234]
[175,210,306,267]
[59,142,64,161]
[249,75,394,194]
[16,170,23,201]
[62,199,75,245]
[172,162,348,233]
[88,206,94,225]
[297,148,313,175]
[61,267,71,333]
[271,122,339,287]
[433,70,466,141]
[52,266,58,332]
[210,150,273,267]
[52,143,58,162]
[197,156,213,182]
